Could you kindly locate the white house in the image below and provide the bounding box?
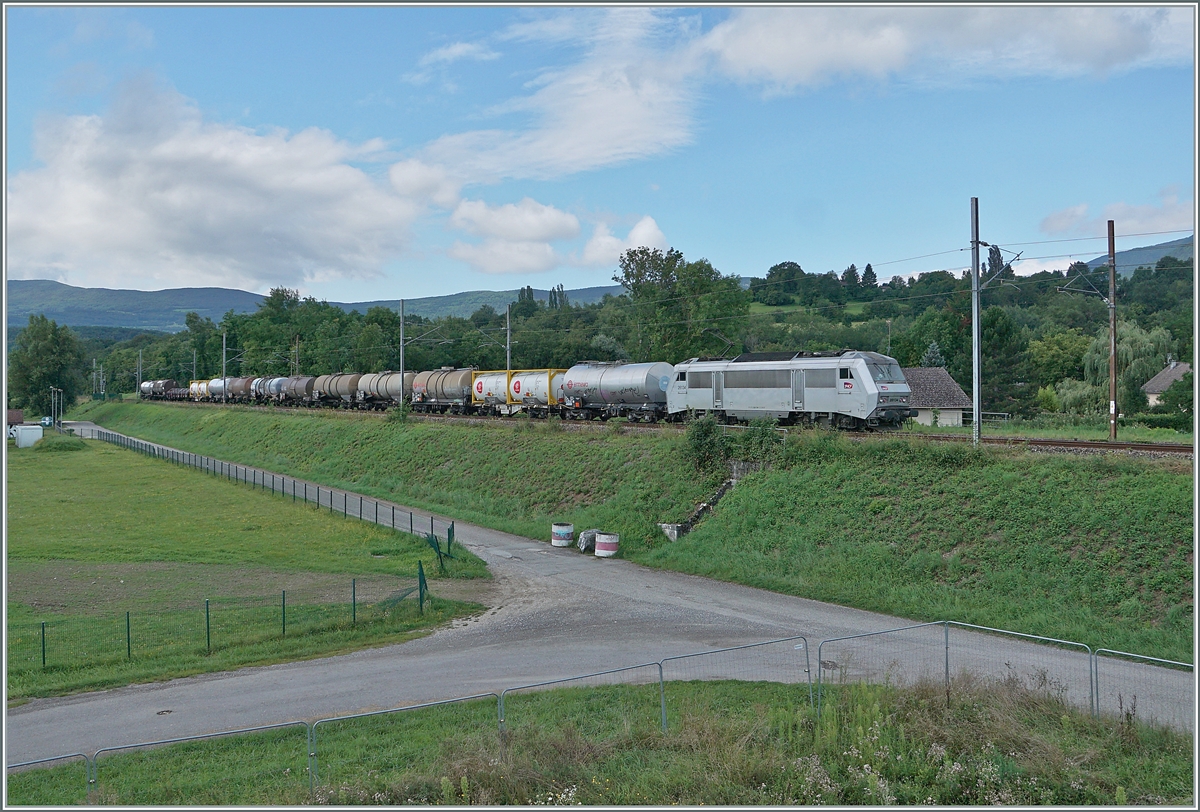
[1141,360,1191,407]
[901,367,973,427]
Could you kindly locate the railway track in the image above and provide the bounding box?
[134,400,1193,453]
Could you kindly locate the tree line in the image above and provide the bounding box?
[7,246,1193,420]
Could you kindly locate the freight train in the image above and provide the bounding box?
[139,350,917,429]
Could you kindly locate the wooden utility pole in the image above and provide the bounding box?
[222,331,227,404]
[1108,220,1118,441]
[505,304,511,371]
[399,299,405,381]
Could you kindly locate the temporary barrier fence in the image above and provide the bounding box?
[9,625,1193,805]
[1093,648,1195,731]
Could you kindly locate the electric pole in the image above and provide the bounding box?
[506,304,511,371]
[137,350,142,400]
[399,299,405,380]
[970,197,982,446]
[222,331,227,404]
[192,348,197,382]
[1108,220,1118,441]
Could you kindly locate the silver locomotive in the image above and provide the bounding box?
[667,350,916,429]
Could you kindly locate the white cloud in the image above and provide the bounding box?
[418,41,500,67]
[580,216,667,266]
[451,197,579,241]
[447,239,559,274]
[1040,191,1194,237]
[388,159,461,208]
[423,8,699,181]
[698,7,1194,91]
[6,78,423,291]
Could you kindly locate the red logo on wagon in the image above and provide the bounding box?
[513,380,521,394]
[843,381,853,389]
[476,381,484,393]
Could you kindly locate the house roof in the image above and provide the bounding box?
[1141,362,1191,394]
[7,409,24,426]
[901,367,973,409]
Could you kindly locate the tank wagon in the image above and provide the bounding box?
[356,371,414,409]
[139,379,178,398]
[412,368,475,413]
[667,350,916,429]
[557,361,674,421]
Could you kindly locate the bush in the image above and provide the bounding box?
[33,434,88,452]
[684,414,726,473]
[732,417,783,463]
[1119,413,1193,432]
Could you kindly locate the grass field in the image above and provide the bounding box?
[6,678,1191,805]
[72,401,1193,664]
[6,437,487,699]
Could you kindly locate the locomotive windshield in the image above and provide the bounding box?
[867,363,904,383]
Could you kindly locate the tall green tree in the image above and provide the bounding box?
[1083,321,1176,413]
[614,247,749,362]
[7,314,84,415]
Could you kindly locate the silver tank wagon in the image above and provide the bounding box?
[412,368,474,413]
[559,362,674,421]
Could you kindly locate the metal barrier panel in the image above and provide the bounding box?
[499,663,664,739]
[946,622,1093,719]
[1093,649,1194,734]
[309,694,501,796]
[658,636,812,731]
[817,622,948,712]
[90,721,310,805]
[5,753,92,806]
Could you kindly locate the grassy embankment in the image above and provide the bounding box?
[6,434,486,700]
[72,400,1193,662]
[7,678,1191,805]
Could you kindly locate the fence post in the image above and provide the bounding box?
[282,591,287,638]
[944,620,950,708]
[410,512,413,534]
[127,612,132,660]
[206,599,211,654]
[430,515,434,536]
[352,579,356,625]
[417,561,426,614]
[658,662,668,733]
[41,621,46,669]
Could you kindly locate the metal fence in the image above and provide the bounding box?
[8,623,1193,804]
[8,574,431,679]
[82,428,457,540]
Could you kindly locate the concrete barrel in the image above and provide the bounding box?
[551,522,574,547]
[594,532,619,558]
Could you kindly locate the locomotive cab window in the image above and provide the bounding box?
[839,368,854,380]
[676,372,686,381]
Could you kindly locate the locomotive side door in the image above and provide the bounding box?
[837,367,855,399]
[791,369,804,409]
[713,372,724,409]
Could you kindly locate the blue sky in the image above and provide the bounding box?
[5,5,1195,302]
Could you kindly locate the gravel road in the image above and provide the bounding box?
[6,423,1191,767]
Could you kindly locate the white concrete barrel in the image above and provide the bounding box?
[594,532,619,558]
[551,522,574,547]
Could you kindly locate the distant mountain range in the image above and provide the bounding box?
[6,236,1191,334]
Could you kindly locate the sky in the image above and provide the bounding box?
[4,4,1196,303]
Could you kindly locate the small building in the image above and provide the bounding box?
[901,367,973,427]
[1141,359,1191,407]
[7,409,24,428]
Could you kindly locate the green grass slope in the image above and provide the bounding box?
[73,401,1193,662]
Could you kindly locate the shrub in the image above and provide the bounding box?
[684,414,726,473]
